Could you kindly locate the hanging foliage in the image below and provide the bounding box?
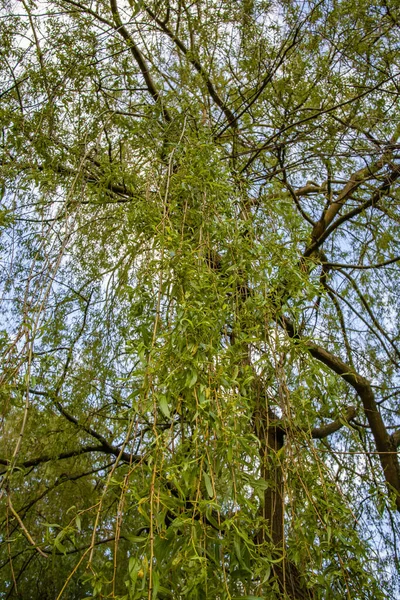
[1,0,400,598]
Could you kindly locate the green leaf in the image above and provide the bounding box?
[127,535,148,543]
[152,570,160,599]
[203,472,214,498]
[232,597,264,600]
[186,370,198,388]
[159,395,170,418]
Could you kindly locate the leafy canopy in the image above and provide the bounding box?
[1,0,400,598]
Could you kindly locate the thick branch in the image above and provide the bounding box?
[145,5,236,129]
[0,445,115,470]
[54,401,139,464]
[110,0,171,122]
[280,316,400,510]
[311,406,357,439]
[295,181,327,197]
[304,162,400,257]
[322,154,392,228]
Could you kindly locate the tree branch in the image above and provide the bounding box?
[311,406,357,439]
[54,401,140,464]
[304,163,400,257]
[145,5,236,130]
[391,430,400,448]
[242,72,400,172]
[110,0,171,122]
[279,315,400,510]
[7,496,48,558]
[0,445,114,470]
[325,256,400,270]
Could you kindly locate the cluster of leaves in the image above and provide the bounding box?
[0,0,400,598]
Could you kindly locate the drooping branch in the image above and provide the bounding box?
[7,496,48,559]
[335,268,400,361]
[279,155,316,226]
[324,283,396,366]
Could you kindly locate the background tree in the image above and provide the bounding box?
[1,0,400,598]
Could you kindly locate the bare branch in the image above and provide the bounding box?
[54,401,140,464]
[242,72,400,172]
[325,256,400,270]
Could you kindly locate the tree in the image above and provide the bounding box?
[1,0,400,597]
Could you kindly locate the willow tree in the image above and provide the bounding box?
[1,0,400,598]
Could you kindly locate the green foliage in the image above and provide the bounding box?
[0,0,400,598]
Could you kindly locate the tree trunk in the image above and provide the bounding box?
[253,404,314,599]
